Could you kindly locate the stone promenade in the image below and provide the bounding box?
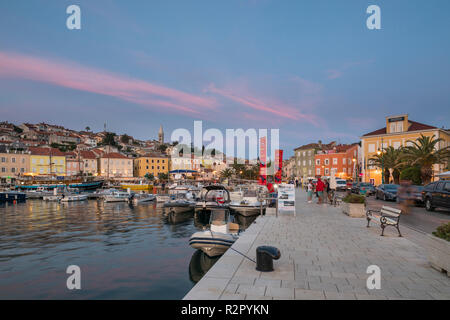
[184,190,450,300]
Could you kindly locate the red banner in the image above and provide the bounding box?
[274,149,283,184]
[259,137,267,185]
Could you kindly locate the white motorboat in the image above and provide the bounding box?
[156,194,171,203]
[229,189,263,216]
[104,190,132,203]
[194,185,231,214]
[43,195,63,201]
[131,192,156,205]
[60,194,88,202]
[189,208,239,257]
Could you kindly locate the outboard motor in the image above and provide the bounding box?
[256,246,281,272]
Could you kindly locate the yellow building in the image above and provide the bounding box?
[134,153,169,178]
[28,147,66,176]
[361,114,450,185]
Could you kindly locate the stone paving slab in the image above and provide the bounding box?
[184,190,450,300]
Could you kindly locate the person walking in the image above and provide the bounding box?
[316,177,325,204]
[307,179,314,203]
[329,175,337,204]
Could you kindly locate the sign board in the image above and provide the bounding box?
[277,183,295,214]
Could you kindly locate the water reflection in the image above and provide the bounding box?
[189,250,220,283]
[0,199,259,299]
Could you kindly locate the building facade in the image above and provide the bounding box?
[293,141,336,179]
[134,153,169,178]
[0,148,30,181]
[361,114,450,185]
[98,153,133,178]
[314,144,359,179]
[28,147,66,176]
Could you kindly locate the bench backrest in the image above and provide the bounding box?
[380,206,402,217]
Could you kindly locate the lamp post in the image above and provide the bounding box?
[377,137,385,184]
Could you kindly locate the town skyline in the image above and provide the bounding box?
[1,1,449,158]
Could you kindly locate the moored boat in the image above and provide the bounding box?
[0,191,26,203]
[104,190,132,203]
[131,192,156,205]
[189,208,239,257]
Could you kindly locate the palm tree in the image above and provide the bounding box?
[401,134,450,184]
[369,146,403,184]
[220,168,233,185]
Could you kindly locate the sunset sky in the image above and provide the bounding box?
[1,0,449,157]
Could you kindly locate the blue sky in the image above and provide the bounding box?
[0,0,449,158]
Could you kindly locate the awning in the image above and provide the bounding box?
[169,170,197,173]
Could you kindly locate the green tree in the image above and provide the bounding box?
[220,168,233,185]
[400,167,422,185]
[158,172,168,181]
[145,173,155,181]
[158,144,168,153]
[85,126,90,132]
[369,146,403,184]
[101,132,117,146]
[401,134,450,184]
[120,134,131,144]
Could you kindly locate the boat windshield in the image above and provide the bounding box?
[209,209,229,226]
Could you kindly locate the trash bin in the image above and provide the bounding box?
[256,246,281,272]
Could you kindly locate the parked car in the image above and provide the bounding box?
[410,185,424,205]
[422,181,450,211]
[375,184,399,201]
[335,179,347,191]
[352,182,376,195]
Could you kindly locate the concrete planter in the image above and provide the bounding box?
[426,234,450,277]
[342,202,366,218]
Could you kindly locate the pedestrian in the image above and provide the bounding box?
[316,177,325,204]
[307,179,314,203]
[295,178,299,188]
[329,175,337,204]
[398,180,413,214]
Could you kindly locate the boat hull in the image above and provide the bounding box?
[0,192,26,202]
[189,231,237,257]
[229,205,262,217]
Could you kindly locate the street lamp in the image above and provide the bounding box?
[377,137,385,184]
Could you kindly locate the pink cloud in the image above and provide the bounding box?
[0,51,217,115]
[206,83,320,126]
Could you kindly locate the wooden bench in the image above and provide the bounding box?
[366,206,402,237]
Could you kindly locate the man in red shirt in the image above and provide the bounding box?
[315,177,325,204]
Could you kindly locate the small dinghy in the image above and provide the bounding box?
[163,193,195,214]
[189,208,239,257]
[131,192,156,205]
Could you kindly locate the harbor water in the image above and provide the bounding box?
[0,199,256,299]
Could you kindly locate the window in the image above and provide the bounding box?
[325,168,329,175]
[316,168,320,175]
[368,144,375,153]
[1,167,5,172]
[324,159,329,165]
[393,141,401,149]
[316,159,320,165]
[390,123,396,133]
[343,158,346,165]
[12,157,16,163]
[332,158,337,165]
[303,160,306,166]
[343,168,346,173]
[396,121,403,132]
[303,152,306,157]
[32,159,36,164]
[21,168,25,173]
[1,157,5,162]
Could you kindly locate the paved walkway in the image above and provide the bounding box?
[183,190,450,300]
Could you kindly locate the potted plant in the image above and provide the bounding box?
[426,223,450,276]
[341,194,366,218]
